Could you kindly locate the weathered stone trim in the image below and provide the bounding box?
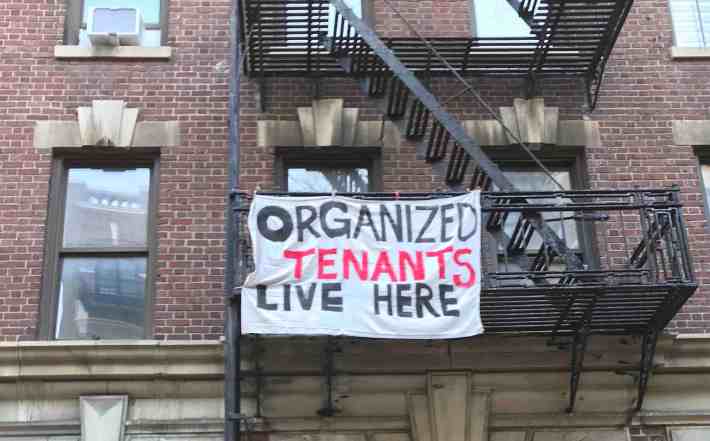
[0,340,224,380]
[33,100,181,150]
[258,99,391,148]
[671,47,710,60]
[2,336,710,438]
[463,119,600,147]
[672,120,710,146]
[54,45,173,59]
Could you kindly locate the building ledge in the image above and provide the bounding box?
[1,334,710,382]
[54,45,173,60]
[671,46,710,60]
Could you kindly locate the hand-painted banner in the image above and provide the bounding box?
[241,192,483,339]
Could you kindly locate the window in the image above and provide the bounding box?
[280,0,365,49]
[64,0,168,47]
[472,0,531,38]
[41,156,158,340]
[670,0,710,47]
[700,162,710,221]
[276,147,381,192]
[486,146,593,272]
[500,168,578,253]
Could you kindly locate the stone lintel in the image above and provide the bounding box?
[672,120,710,146]
[671,47,710,60]
[54,45,173,60]
[33,121,181,150]
[464,119,596,147]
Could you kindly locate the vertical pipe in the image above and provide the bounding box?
[225,0,243,439]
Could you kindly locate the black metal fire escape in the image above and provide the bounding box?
[225,2,697,438]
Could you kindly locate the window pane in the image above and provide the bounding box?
[474,0,531,38]
[498,170,578,252]
[670,0,709,47]
[63,167,150,248]
[329,0,362,36]
[288,167,369,192]
[55,257,147,340]
[702,165,710,212]
[83,0,160,23]
[80,0,161,47]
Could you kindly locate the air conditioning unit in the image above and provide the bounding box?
[87,8,144,47]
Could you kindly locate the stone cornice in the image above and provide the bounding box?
[2,335,710,382]
[0,340,224,381]
[33,100,181,150]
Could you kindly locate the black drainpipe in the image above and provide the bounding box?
[224,0,242,439]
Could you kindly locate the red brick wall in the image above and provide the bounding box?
[0,0,232,341]
[373,0,472,38]
[2,0,710,340]
[594,0,710,333]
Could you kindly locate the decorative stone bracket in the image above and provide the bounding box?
[258,98,389,147]
[465,98,599,147]
[34,100,181,150]
[408,372,491,441]
[80,395,128,441]
[258,97,600,149]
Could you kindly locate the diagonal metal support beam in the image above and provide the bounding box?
[330,0,582,270]
[635,329,659,411]
[504,0,536,26]
[317,337,339,417]
[566,296,596,413]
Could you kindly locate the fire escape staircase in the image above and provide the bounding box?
[230,0,697,419]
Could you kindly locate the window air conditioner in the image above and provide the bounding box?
[87,8,144,46]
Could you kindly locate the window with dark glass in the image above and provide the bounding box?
[670,0,710,48]
[64,0,168,47]
[698,162,710,222]
[280,0,366,48]
[491,160,590,273]
[42,160,156,340]
[276,147,381,192]
[471,0,531,38]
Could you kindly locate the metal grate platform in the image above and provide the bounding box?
[242,0,633,80]
[233,189,696,338]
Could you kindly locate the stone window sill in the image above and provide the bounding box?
[671,47,710,60]
[54,45,172,60]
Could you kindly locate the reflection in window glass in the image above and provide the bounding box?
[497,169,578,252]
[329,0,362,35]
[80,0,161,47]
[474,0,531,37]
[281,0,362,48]
[288,167,369,192]
[670,0,710,48]
[702,165,710,212]
[63,168,150,248]
[55,257,146,339]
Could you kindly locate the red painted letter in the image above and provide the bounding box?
[399,250,425,281]
[343,249,368,280]
[283,248,316,279]
[425,246,454,279]
[453,248,477,288]
[371,251,398,282]
[318,248,338,280]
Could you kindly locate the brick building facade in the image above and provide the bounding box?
[2,0,710,441]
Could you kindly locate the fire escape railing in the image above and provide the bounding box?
[230,189,697,415]
[241,0,634,109]
[226,2,686,436]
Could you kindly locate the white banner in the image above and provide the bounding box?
[241,192,483,339]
